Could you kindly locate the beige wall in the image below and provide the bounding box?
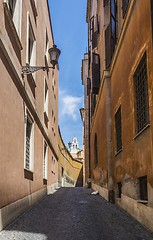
[0,0,59,229]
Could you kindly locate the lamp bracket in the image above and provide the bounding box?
[22,65,54,75]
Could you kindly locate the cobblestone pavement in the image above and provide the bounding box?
[1,187,153,240]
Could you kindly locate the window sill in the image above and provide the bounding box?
[137,200,148,205]
[24,169,34,181]
[115,148,122,157]
[3,2,23,51]
[133,124,150,140]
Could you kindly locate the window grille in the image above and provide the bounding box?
[25,117,32,170]
[115,106,122,152]
[139,176,148,201]
[134,52,149,133]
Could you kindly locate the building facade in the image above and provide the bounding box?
[83,0,153,232]
[0,0,59,231]
[58,127,83,187]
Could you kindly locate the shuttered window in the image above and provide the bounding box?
[92,31,98,49]
[88,46,91,70]
[115,106,122,152]
[87,78,91,96]
[122,0,129,18]
[92,53,100,94]
[91,93,96,117]
[134,52,150,133]
[105,0,117,68]
[90,16,94,42]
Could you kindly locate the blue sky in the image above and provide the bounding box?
[48,0,88,149]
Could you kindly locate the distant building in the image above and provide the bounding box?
[58,127,83,187]
[69,136,80,156]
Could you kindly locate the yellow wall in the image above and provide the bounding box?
[58,127,83,187]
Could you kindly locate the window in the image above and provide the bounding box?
[122,0,129,18]
[103,0,109,7]
[4,0,22,43]
[27,14,36,67]
[45,30,49,62]
[115,106,122,152]
[105,0,118,68]
[134,52,150,134]
[8,0,16,17]
[117,182,122,198]
[87,78,91,96]
[92,53,100,94]
[90,16,94,42]
[94,133,98,167]
[139,176,148,201]
[44,78,48,116]
[91,93,96,118]
[25,112,34,171]
[43,141,48,180]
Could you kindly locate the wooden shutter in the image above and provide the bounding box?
[105,23,111,68]
[92,31,98,49]
[92,53,100,94]
[90,16,94,42]
[87,78,91,96]
[91,93,96,117]
[97,14,100,34]
[88,47,91,70]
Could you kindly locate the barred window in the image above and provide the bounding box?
[134,53,149,134]
[25,113,34,171]
[115,106,122,152]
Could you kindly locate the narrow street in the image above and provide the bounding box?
[0,188,153,240]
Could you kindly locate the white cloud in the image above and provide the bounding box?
[59,89,83,121]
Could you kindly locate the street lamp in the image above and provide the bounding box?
[22,44,61,75]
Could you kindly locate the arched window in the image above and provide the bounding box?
[94,133,98,167]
